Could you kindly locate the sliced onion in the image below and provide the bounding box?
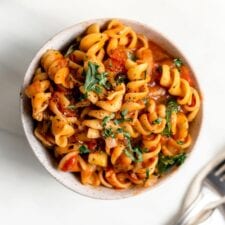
[105,137,117,149]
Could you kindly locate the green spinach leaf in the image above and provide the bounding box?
[157,153,186,174]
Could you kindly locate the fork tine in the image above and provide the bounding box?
[213,159,225,177]
[219,174,225,182]
[206,162,225,196]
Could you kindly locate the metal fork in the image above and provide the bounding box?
[174,158,225,225]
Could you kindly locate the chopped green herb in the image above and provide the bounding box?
[106,81,112,90]
[121,129,132,149]
[102,127,115,138]
[132,146,143,162]
[127,52,137,61]
[84,62,110,94]
[114,119,121,125]
[121,128,144,163]
[123,130,131,140]
[175,153,186,165]
[95,71,111,90]
[79,145,90,154]
[167,98,179,113]
[162,126,171,137]
[141,148,149,153]
[124,145,144,163]
[143,98,148,105]
[114,109,132,125]
[84,62,98,92]
[116,74,127,84]
[102,117,110,127]
[146,168,150,179]
[124,149,135,161]
[102,114,115,138]
[116,128,147,163]
[173,58,183,69]
[177,140,184,145]
[152,118,162,125]
[102,114,114,127]
[121,109,128,117]
[116,128,124,133]
[162,98,179,137]
[67,105,77,110]
[96,72,107,85]
[92,85,102,94]
[157,153,186,174]
[78,93,88,101]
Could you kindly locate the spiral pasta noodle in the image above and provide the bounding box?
[25,20,201,189]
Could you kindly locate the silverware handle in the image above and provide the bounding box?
[174,193,225,225]
[174,193,203,225]
[190,197,225,224]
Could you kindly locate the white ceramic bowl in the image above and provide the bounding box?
[20,18,203,199]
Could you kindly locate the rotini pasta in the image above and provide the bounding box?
[25,20,201,189]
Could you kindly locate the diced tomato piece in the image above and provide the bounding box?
[105,48,127,74]
[180,66,195,86]
[109,48,127,64]
[104,58,126,74]
[86,140,97,151]
[61,155,79,172]
[61,108,76,117]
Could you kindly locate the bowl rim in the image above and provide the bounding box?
[20,17,204,200]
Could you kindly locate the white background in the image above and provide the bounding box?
[0,0,225,224]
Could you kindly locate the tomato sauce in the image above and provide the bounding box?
[104,48,127,74]
[180,66,195,87]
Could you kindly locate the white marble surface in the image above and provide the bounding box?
[0,0,225,224]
